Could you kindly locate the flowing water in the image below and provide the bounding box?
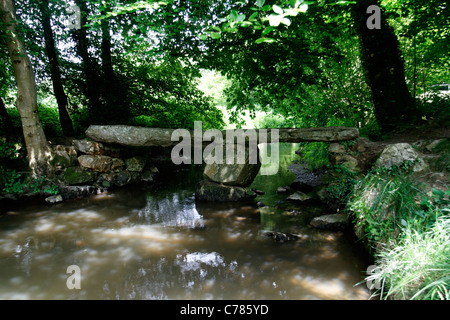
[0,143,371,300]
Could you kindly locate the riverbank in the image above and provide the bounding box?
[302,126,450,300]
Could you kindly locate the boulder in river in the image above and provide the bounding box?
[203,145,261,187]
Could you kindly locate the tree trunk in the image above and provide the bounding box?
[0,0,53,178]
[101,17,114,81]
[39,0,75,137]
[100,13,131,123]
[72,0,103,121]
[352,0,415,133]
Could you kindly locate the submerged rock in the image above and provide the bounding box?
[195,180,255,202]
[310,214,349,230]
[286,191,313,203]
[261,231,299,243]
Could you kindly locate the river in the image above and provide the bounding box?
[0,143,371,300]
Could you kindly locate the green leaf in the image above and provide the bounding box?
[240,21,252,27]
[230,10,238,21]
[256,0,265,8]
[210,32,221,39]
[249,12,259,21]
[198,34,208,41]
[255,37,276,44]
[237,14,246,22]
[273,5,284,15]
[262,26,274,36]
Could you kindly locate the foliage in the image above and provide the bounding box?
[325,164,358,211]
[295,142,330,171]
[0,166,60,195]
[416,92,450,128]
[368,214,450,300]
[348,160,425,247]
[4,103,63,138]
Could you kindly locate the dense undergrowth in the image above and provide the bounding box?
[346,157,450,300]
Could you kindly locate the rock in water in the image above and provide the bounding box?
[202,144,261,187]
[286,191,313,203]
[310,214,349,230]
[195,180,255,202]
[261,231,299,243]
[45,195,63,204]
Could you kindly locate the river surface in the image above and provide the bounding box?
[0,143,371,300]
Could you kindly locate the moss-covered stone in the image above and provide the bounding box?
[63,167,97,185]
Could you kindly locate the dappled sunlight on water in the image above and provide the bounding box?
[0,145,371,300]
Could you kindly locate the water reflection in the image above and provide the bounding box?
[137,193,204,229]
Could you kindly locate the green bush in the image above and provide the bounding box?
[325,165,358,211]
[129,115,159,128]
[295,142,330,171]
[416,92,450,124]
[37,103,63,137]
[5,104,63,137]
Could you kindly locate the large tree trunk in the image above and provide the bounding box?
[352,0,415,133]
[39,0,75,137]
[72,0,103,122]
[0,0,53,178]
[100,12,130,123]
[39,0,74,137]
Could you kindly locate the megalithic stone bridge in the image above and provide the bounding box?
[85,125,359,147]
[85,125,359,202]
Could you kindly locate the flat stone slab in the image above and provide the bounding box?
[85,125,359,147]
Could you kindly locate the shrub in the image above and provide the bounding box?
[295,142,330,171]
[5,104,63,137]
[325,164,358,211]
